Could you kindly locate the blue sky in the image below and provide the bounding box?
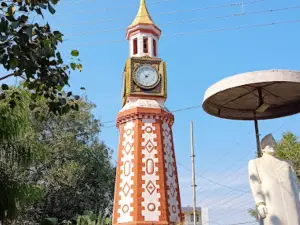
[4,0,300,224]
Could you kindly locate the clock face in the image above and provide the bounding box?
[134,65,160,89]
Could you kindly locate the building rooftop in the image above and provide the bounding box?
[181,207,202,213]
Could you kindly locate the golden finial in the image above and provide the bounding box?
[129,0,155,27]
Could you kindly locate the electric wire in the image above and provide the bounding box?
[196,151,254,194]
[212,197,254,215]
[195,132,253,181]
[67,19,300,47]
[6,102,205,144]
[207,175,253,217]
[57,0,177,15]
[208,192,250,211]
[197,159,253,206]
[58,0,175,6]
[58,0,264,27]
[100,103,204,126]
[177,162,249,193]
[197,113,296,197]
[211,197,254,219]
[64,5,300,37]
[197,151,254,200]
[181,115,297,219]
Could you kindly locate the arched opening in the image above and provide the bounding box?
[153,39,157,57]
[143,37,148,53]
[133,38,138,55]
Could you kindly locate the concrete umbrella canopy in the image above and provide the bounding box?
[202,69,300,156]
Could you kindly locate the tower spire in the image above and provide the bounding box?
[126,0,161,57]
[129,0,156,28]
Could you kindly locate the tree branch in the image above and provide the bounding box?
[0,70,23,81]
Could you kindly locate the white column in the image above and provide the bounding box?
[149,37,153,57]
[155,38,158,57]
[129,39,133,57]
[139,34,144,57]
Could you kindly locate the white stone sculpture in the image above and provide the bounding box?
[248,134,300,225]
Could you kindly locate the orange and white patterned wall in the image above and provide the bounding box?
[113,107,182,225]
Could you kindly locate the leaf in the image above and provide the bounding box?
[1,84,9,90]
[70,63,76,70]
[35,8,44,18]
[74,103,79,111]
[20,15,28,23]
[56,86,63,91]
[80,87,86,90]
[7,5,15,16]
[48,3,56,14]
[51,0,59,5]
[9,58,19,70]
[56,52,63,64]
[6,16,17,22]
[77,64,83,72]
[54,31,63,42]
[38,3,47,9]
[19,6,28,12]
[1,2,8,7]
[26,26,33,40]
[71,50,79,57]
[0,18,9,32]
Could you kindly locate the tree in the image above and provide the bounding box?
[276,132,300,182]
[0,88,115,224]
[23,97,115,223]
[0,88,37,223]
[0,0,82,114]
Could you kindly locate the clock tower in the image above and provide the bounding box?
[113,1,182,225]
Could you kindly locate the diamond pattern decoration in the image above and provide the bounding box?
[169,183,176,197]
[145,140,155,153]
[122,183,130,196]
[146,180,156,195]
[124,142,132,155]
[167,150,172,157]
[164,130,170,137]
[168,163,174,177]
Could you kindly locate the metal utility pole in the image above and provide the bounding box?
[190,121,197,225]
[254,114,261,158]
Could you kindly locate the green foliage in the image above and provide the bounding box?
[0,162,44,223]
[0,88,115,224]
[276,132,300,182]
[73,212,112,225]
[41,218,58,225]
[247,208,258,222]
[0,88,29,141]
[0,0,83,115]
